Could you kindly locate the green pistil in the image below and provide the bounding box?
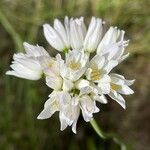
[82,75,87,79]
[63,47,69,53]
[71,88,80,96]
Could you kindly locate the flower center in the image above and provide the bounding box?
[46,59,56,68]
[69,60,81,70]
[48,63,53,68]
[111,83,121,91]
[91,68,101,81]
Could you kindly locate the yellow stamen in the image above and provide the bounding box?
[111,83,121,91]
[69,60,81,70]
[48,63,53,68]
[91,68,102,81]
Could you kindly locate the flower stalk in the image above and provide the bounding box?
[90,119,127,150]
[90,119,106,139]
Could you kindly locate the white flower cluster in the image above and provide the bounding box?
[6,17,135,133]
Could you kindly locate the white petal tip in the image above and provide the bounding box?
[130,90,134,94]
[72,130,77,134]
[43,24,50,29]
[37,114,47,120]
[123,106,126,109]
[43,23,48,26]
[121,103,126,109]
[103,101,108,104]
[37,116,43,120]
[5,71,14,76]
[5,71,10,75]
[23,42,28,46]
[60,127,66,131]
[102,21,105,24]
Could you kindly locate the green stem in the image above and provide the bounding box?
[90,119,106,139]
[90,119,127,150]
[27,0,42,42]
[0,10,23,52]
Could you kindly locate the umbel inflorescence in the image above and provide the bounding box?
[6,17,135,133]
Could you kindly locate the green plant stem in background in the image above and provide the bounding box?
[0,10,23,51]
[27,0,42,42]
[90,119,127,150]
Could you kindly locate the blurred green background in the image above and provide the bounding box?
[0,0,149,149]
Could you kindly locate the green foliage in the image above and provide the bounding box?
[0,0,149,150]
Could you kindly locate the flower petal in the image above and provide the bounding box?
[59,112,68,131]
[37,94,59,119]
[62,78,74,91]
[46,75,62,90]
[23,42,49,57]
[43,24,66,51]
[84,17,103,52]
[70,18,85,49]
[98,75,111,94]
[119,85,134,95]
[54,18,69,48]
[90,55,105,69]
[6,54,42,80]
[109,91,126,109]
[80,95,99,122]
[94,94,108,104]
[103,60,118,74]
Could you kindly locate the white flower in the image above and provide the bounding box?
[75,79,108,104]
[54,17,70,48]
[62,78,74,92]
[6,43,63,89]
[91,94,108,104]
[86,55,118,94]
[80,95,99,122]
[41,54,63,90]
[60,49,89,81]
[43,16,87,52]
[38,90,80,133]
[6,16,135,134]
[37,91,71,120]
[38,91,79,134]
[59,90,100,133]
[6,54,42,80]
[38,79,101,133]
[46,73,63,90]
[97,26,129,63]
[70,17,87,50]
[84,17,103,53]
[6,42,49,80]
[23,42,49,57]
[59,96,80,133]
[37,91,60,119]
[43,17,70,52]
[108,73,135,109]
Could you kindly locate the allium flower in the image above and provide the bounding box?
[84,17,103,52]
[60,49,89,82]
[109,73,135,109]
[6,16,135,133]
[97,26,130,63]
[86,55,118,94]
[6,42,49,80]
